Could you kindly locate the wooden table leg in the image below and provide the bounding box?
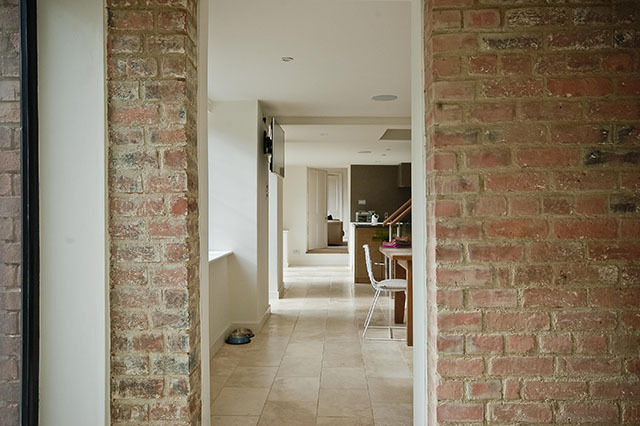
[394,292,405,324]
[393,260,406,324]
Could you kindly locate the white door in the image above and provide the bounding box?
[327,173,343,220]
[307,168,328,250]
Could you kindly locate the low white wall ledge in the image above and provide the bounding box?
[208,250,233,262]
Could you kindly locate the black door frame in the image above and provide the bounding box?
[19,0,39,424]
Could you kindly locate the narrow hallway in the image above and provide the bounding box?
[211,266,413,425]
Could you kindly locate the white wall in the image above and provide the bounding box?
[209,101,270,328]
[283,166,349,266]
[38,0,108,423]
[268,173,284,299]
[208,254,231,353]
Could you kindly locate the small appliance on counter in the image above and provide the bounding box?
[371,213,379,225]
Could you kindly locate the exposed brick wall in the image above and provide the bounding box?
[425,1,640,424]
[0,0,20,424]
[106,0,201,423]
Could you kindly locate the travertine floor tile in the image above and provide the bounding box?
[210,266,413,425]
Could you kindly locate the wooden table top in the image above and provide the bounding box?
[378,246,412,260]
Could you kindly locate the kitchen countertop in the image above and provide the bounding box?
[351,222,386,227]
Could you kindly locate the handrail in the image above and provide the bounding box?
[383,198,412,226]
[390,205,411,227]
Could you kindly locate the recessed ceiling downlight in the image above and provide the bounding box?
[372,94,398,101]
[281,56,294,62]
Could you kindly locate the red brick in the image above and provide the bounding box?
[506,335,536,353]
[437,380,463,400]
[108,10,154,30]
[432,33,477,53]
[157,11,187,32]
[434,80,475,100]
[524,289,587,308]
[490,357,553,376]
[464,9,500,29]
[550,124,609,145]
[486,219,547,238]
[438,335,463,354]
[501,54,532,75]
[592,382,640,399]
[557,403,619,423]
[556,312,617,331]
[622,171,640,191]
[466,149,511,168]
[437,289,463,308]
[509,197,539,216]
[433,10,461,30]
[437,266,492,286]
[438,311,481,331]
[469,54,497,74]
[436,222,481,240]
[438,358,484,377]
[433,175,479,194]
[437,403,483,422]
[145,173,187,193]
[543,197,573,215]
[151,266,187,287]
[110,105,158,125]
[504,379,521,400]
[515,147,578,168]
[436,244,463,263]
[433,129,477,147]
[435,200,461,217]
[514,265,553,287]
[489,402,553,423]
[559,357,621,375]
[523,381,588,400]
[617,78,640,96]
[486,312,550,331]
[548,78,612,97]
[576,196,607,215]
[467,196,507,217]
[588,242,640,261]
[433,56,460,78]
[485,172,548,192]
[482,78,543,98]
[603,53,633,72]
[470,244,523,262]
[468,103,515,123]
[590,288,640,309]
[587,101,640,121]
[623,404,640,423]
[553,218,617,239]
[620,219,640,238]
[468,380,501,399]
[430,152,456,170]
[539,334,572,354]
[149,219,187,238]
[576,335,607,354]
[469,289,518,307]
[554,171,618,191]
[466,335,503,354]
[520,101,583,121]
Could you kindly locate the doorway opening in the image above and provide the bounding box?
[206,0,426,424]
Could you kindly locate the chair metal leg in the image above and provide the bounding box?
[362,288,381,339]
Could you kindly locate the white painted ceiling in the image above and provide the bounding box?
[283,124,410,168]
[209,0,411,166]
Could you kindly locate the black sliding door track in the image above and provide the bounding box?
[19,0,39,424]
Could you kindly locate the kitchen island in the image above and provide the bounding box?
[349,222,388,283]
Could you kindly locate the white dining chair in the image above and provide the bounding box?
[362,244,407,341]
